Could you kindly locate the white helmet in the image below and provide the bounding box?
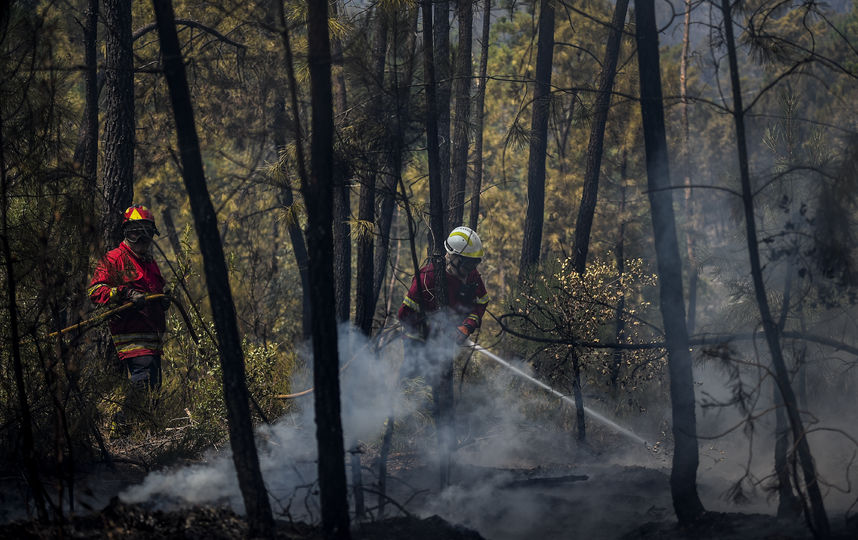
[444,226,484,259]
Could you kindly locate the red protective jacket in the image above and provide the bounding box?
[397,261,490,340]
[88,242,166,360]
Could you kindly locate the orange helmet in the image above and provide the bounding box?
[123,205,159,235]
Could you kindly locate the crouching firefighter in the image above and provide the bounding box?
[397,226,490,385]
[88,205,171,390]
[397,226,490,484]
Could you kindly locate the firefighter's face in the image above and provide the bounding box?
[447,253,480,279]
[124,222,156,246]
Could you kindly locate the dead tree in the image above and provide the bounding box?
[719,0,829,535]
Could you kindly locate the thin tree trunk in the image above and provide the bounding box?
[0,114,48,523]
[373,7,419,308]
[434,0,451,227]
[355,13,388,336]
[610,159,628,390]
[518,0,554,278]
[635,0,705,524]
[101,0,134,249]
[306,2,351,537]
[78,0,98,200]
[150,1,275,535]
[448,0,472,227]
[469,0,492,231]
[423,0,453,488]
[680,0,699,334]
[571,0,629,274]
[571,351,585,442]
[155,196,184,261]
[719,1,829,535]
[271,94,312,341]
[331,1,351,325]
[775,267,800,517]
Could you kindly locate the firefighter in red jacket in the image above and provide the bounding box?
[398,226,490,352]
[88,205,170,389]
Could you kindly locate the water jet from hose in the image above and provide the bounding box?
[466,341,648,446]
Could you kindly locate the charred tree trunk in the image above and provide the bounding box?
[448,0,472,227]
[306,2,351,537]
[635,0,705,524]
[101,0,134,248]
[434,0,451,226]
[719,1,829,535]
[571,0,629,274]
[271,94,312,341]
[151,1,275,536]
[518,0,554,279]
[469,0,492,231]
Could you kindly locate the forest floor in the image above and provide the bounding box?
[1,430,856,538]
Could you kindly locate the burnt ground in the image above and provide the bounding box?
[1,437,856,539]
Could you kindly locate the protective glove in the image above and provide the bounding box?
[160,287,172,311]
[127,290,147,310]
[455,325,472,345]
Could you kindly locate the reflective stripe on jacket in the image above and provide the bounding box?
[88,242,166,360]
[397,261,489,340]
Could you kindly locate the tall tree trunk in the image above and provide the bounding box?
[634,0,705,524]
[355,13,388,337]
[571,0,629,274]
[373,7,419,308]
[101,0,134,248]
[680,0,699,334]
[0,114,48,523]
[306,2,351,537]
[518,0,555,279]
[719,1,829,535]
[423,0,453,488]
[448,0,472,227]
[469,0,492,231]
[434,0,451,228]
[77,0,98,200]
[151,1,275,536]
[272,94,312,341]
[331,1,351,325]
